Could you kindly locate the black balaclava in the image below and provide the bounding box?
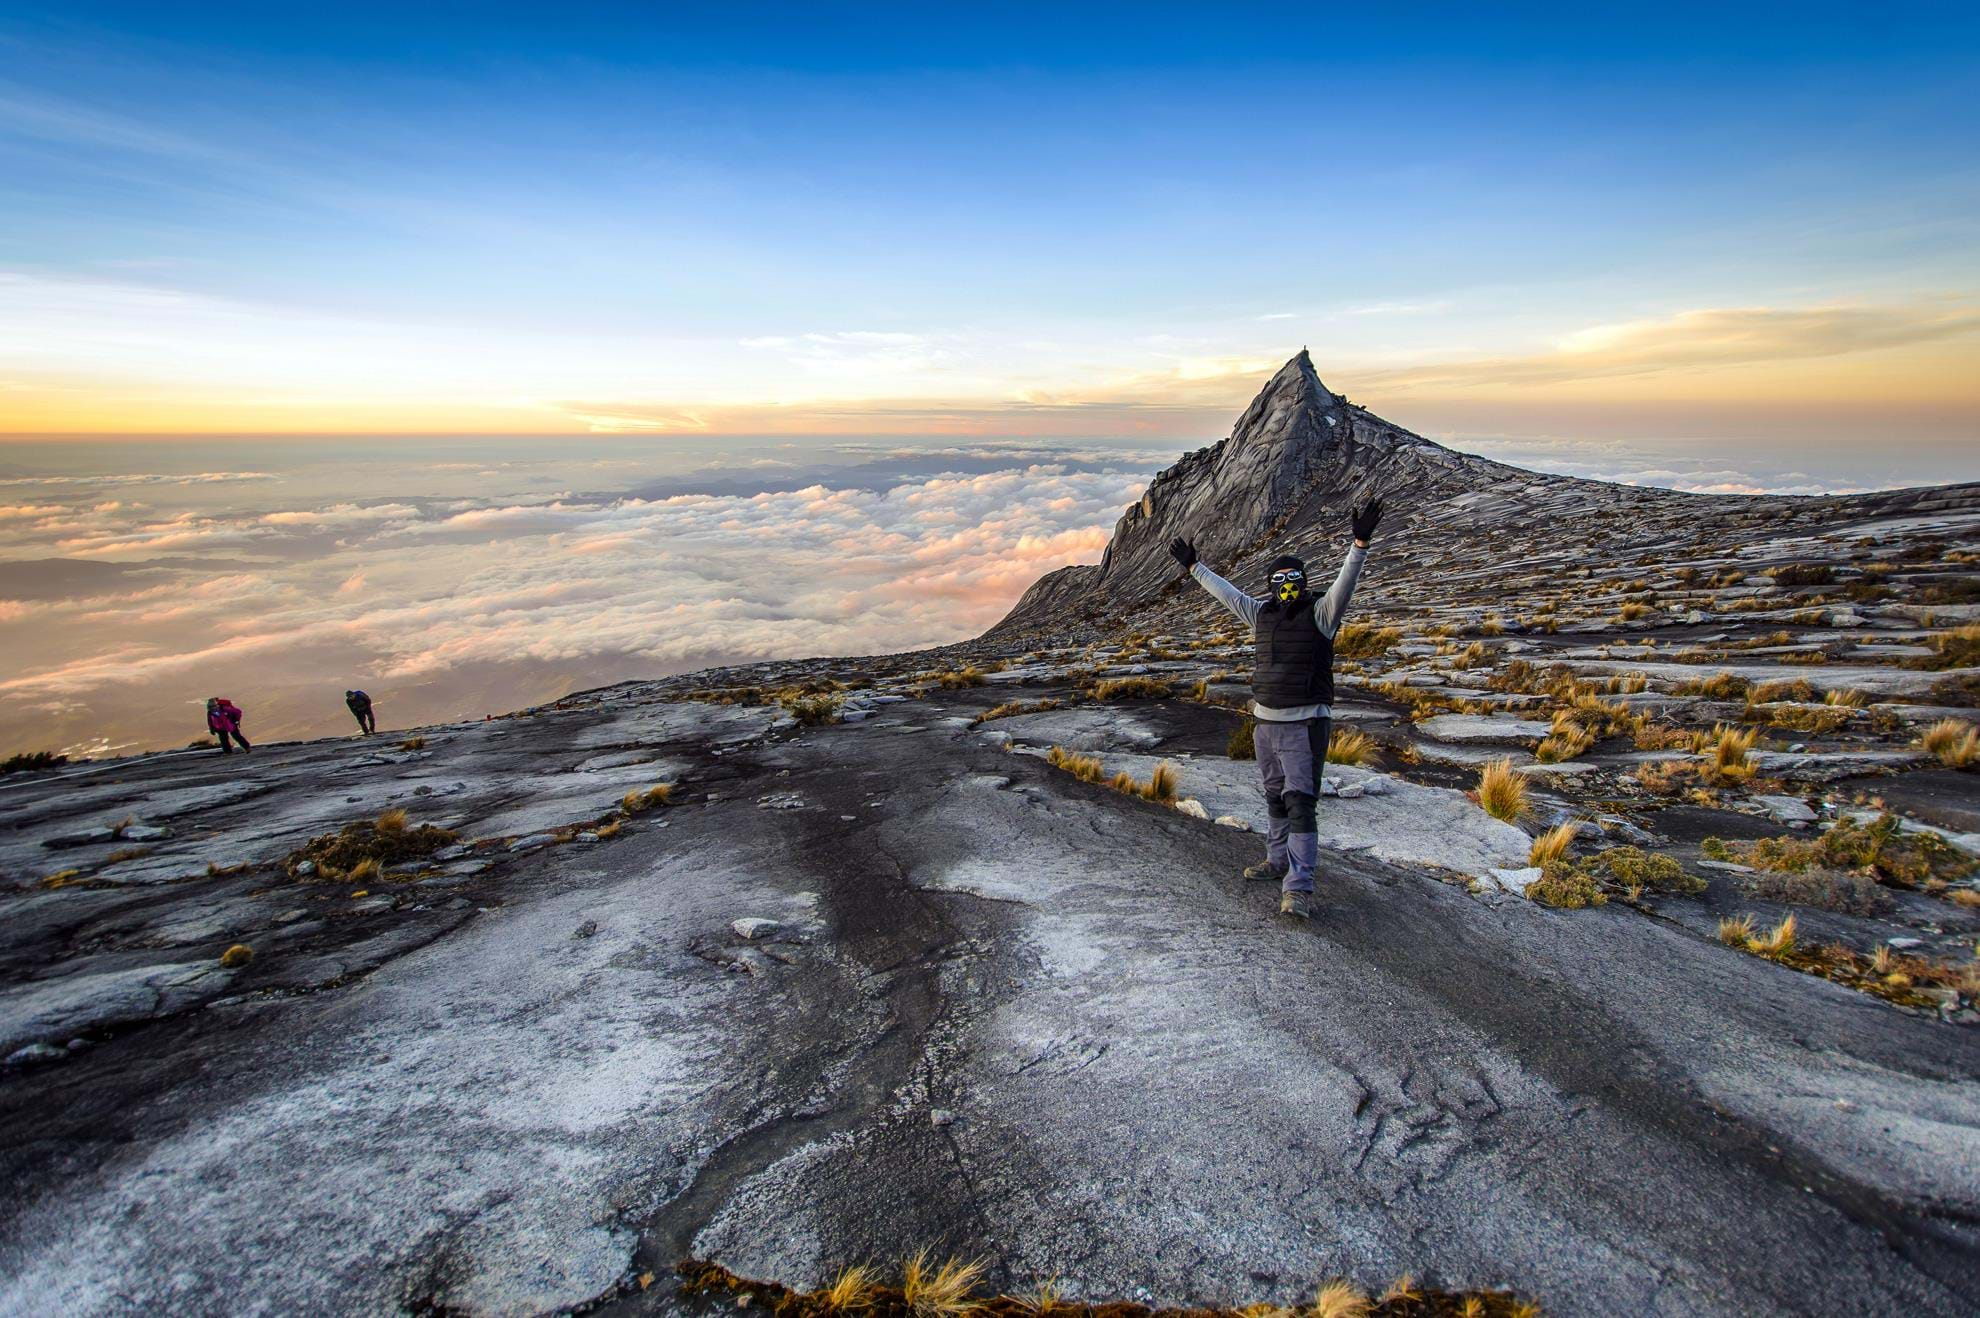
[1264,553,1308,611]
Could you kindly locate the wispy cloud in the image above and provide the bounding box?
[1356,304,1980,393]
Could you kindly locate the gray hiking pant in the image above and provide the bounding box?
[1255,716,1332,894]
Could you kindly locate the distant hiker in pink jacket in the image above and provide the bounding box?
[206,697,251,754]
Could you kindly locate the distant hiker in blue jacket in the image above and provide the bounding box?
[1169,500,1382,920]
[345,689,376,735]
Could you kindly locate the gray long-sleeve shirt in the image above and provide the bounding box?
[1190,544,1367,721]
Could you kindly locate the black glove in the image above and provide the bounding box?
[1168,537,1198,569]
[1350,500,1383,544]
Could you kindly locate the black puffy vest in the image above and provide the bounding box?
[1252,603,1334,708]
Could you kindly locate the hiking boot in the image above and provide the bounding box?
[1279,890,1312,920]
[1242,859,1285,883]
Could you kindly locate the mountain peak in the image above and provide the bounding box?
[990,352,1504,635]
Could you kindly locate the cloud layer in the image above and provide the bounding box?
[0,448,1156,752]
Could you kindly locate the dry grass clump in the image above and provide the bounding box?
[285,810,457,881]
[1749,677,1815,704]
[1920,718,1979,769]
[1605,673,1648,694]
[1475,758,1528,822]
[1325,727,1379,766]
[782,692,843,725]
[1754,703,1850,735]
[1334,622,1403,658]
[1765,563,1833,587]
[622,783,674,813]
[1712,912,1980,1012]
[935,666,988,689]
[1914,623,1980,671]
[1822,688,1868,707]
[1089,676,1174,701]
[818,1264,878,1312]
[1675,671,1749,698]
[1312,1279,1371,1318]
[1702,723,1758,784]
[1228,714,1256,760]
[676,1258,1536,1318]
[1535,718,1594,764]
[1044,747,1180,806]
[970,698,1063,727]
[1045,745,1104,783]
[1616,601,1650,622]
[1447,641,1488,671]
[1528,822,1578,869]
[219,944,254,968]
[1632,721,1694,751]
[399,736,426,751]
[901,1250,986,1317]
[1140,760,1181,803]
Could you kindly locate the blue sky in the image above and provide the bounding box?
[1,3,1976,442]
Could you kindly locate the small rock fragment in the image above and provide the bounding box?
[1175,799,1210,819]
[731,917,781,941]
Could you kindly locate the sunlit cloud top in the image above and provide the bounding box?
[1,4,1977,440]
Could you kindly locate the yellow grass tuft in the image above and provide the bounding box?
[374,807,409,833]
[399,736,426,750]
[622,783,673,813]
[1107,769,1138,794]
[348,857,383,883]
[1946,889,1980,909]
[1528,822,1578,869]
[1477,758,1528,822]
[1822,688,1868,707]
[900,1250,984,1318]
[818,1264,878,1312]
[1717,913,1755,946]
[1750,912,1798,956]
[1616,601,1650,621]
[1090,676,1174,701]
[1046,746,1105,784]
[1141,760,1180,803]
[1379,1275,1421,1303]
[1536,723,1595,763]
[1920,718,1979,769]
[1704,723,1759,783]
[1311,1279,1370,1318]
[1325,727,1379,766]
[1013,1276,1064,1315]
[219,943,254,968]
[1334,622,1402,659]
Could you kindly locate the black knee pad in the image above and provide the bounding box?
[1265,792,1288,821]
[1283,790,1318,830]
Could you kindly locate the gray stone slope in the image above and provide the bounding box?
[2,681,1976,1316]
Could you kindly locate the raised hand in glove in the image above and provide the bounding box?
[1350,500,1383,546]
[1168,537,1198,570]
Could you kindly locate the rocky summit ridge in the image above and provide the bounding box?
[994,349,1978,642]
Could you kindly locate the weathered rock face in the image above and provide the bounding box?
[994,349,1526,633]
